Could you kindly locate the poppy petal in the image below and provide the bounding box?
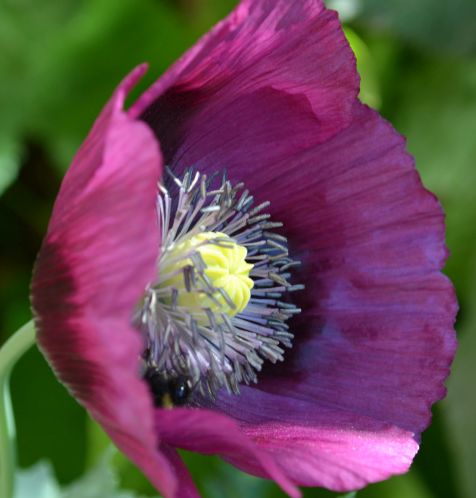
[131,0,359,157]
[214,388,418,491]
[156,408,301,498]
[206,103,457,489]
[31,66,179,497]
[160,445,202,498]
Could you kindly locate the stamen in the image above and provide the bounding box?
[137,168,302,400]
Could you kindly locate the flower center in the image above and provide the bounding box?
[138,168,303,401]
[159,232,254,323]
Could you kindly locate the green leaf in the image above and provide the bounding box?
[0,0,218,171]
[326,0,360,22]
[344,28,381,109]
[11,344,87,483]
[390,59,476,299]
[357,0,476,56]
[63,448,151,498]
[181,451,274,498]
[15,450,155,498]
[358,469,433,498]
[446,266,476,498]
[14,461,61,498]
[0,137,22,197]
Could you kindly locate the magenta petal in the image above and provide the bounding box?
[214,388,418,491]
[30,0,457,492]
[130,0,359,158]
[156,408,301,498]
[205,103,457,490]
[31,67,178,497]
[159,445,201,498]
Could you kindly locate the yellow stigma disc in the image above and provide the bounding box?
[159,232,254,322]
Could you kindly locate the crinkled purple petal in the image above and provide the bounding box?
[31,0,457,493]
[131,0,359,158]
[121,0,456,491]
[201,102,456,490]
[31,66,180,497]
[213,388,418,491]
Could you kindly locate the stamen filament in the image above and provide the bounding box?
[138,168,302,399]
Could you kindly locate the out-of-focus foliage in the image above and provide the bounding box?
[391,59,476,300]
[15,450,149,498]
[14,461,61,498]
[0,136,21,196]
[1,0,475,497]
[0,0,227,171]
[357,0,476,56]
[344,28,381,109]
[446,268,476,497]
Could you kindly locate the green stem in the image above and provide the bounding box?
[0,320,36,498]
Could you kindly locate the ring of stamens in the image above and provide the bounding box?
[138,168,303,399]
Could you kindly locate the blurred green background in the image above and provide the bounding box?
[1,0,474,497]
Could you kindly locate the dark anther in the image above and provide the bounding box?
[144,367,192,408]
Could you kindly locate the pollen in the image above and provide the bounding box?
[159,232,254,321]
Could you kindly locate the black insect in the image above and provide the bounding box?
[144,367,193,408]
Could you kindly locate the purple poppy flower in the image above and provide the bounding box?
[30,1,457,497]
